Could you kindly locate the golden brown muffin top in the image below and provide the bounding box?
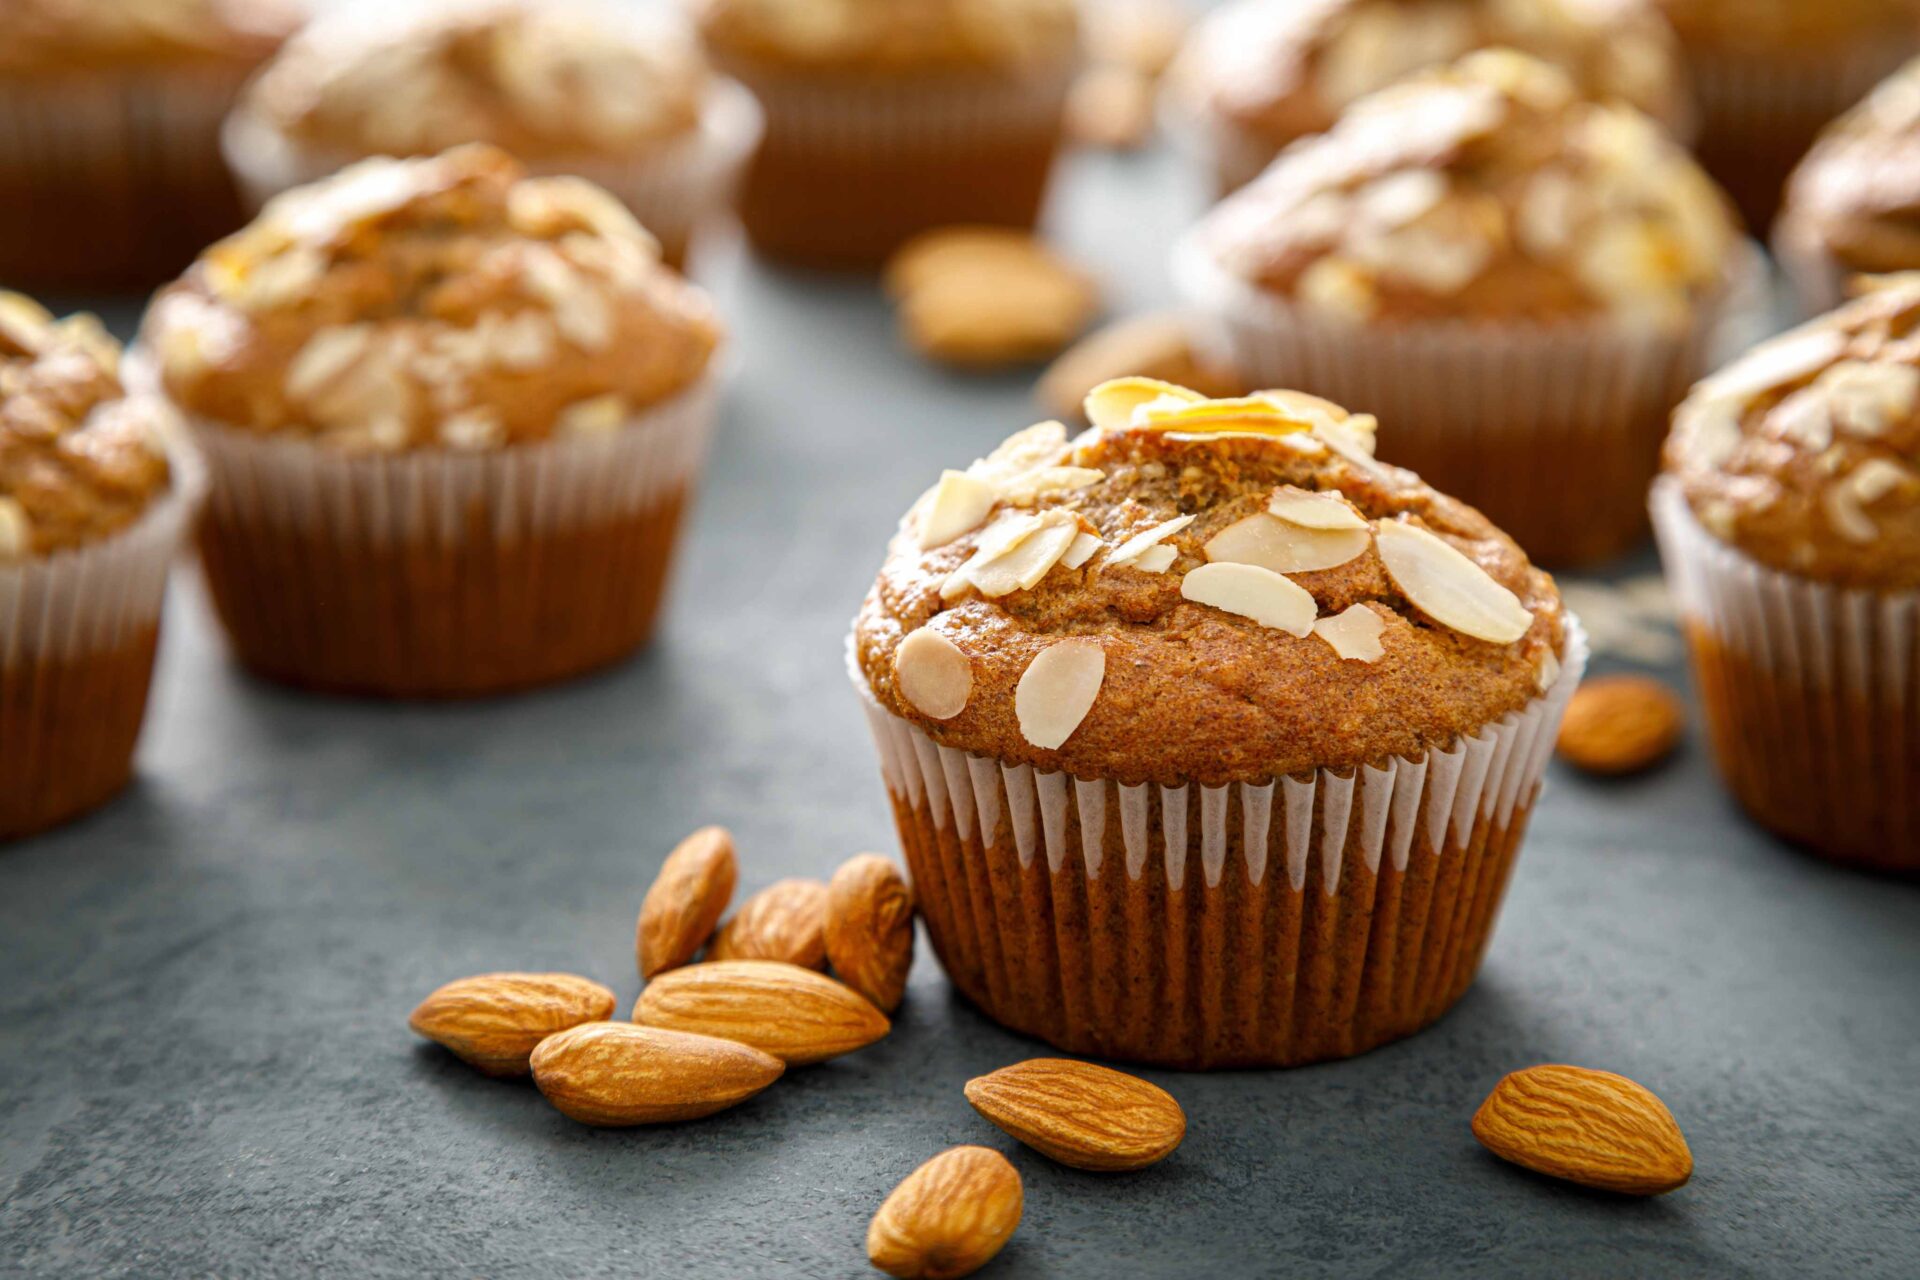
[1664,275,1920,591]
[1167,0,1687,152]
[0,294,172,561]
[693,0,1078,74]
[0,0,301,73]
[242,0,711,160]
[855,379,1566,786]
[1196,50,1737,329]
[142,145,722,453]
[1780,58,1920,279]
[1652,0,1920,53]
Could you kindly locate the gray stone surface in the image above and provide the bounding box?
[3,147,1918,1279]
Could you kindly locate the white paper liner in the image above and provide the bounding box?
[221,78,765,259]
[725,60,1074,155]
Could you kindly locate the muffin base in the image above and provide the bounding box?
[0,630,161,840]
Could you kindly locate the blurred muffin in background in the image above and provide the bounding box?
[1164,0,1688,194]
[1654,275,1920,874]
[693,0,1080,268]
[1653,0,1920,233]
[140,145,724,698]
[225,0,762,270]
[0,0,302,290]
[0,295,199,839]
[1172,50,1745,566]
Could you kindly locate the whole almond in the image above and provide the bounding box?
[868,1146,1023,1280]
[1472,1064,1693,1195]
[1555,676,1685,775]
[636,826,737,979]
[407,972,616,1077]
[529,1021,783,1127]
[825,854,915,1013]
[708,878,830,969]
[965,1058,1185,1171]
[633,959,890,1065]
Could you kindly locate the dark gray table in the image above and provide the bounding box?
[3,145,1916,1280]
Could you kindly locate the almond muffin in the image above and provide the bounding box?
[1655,275,1920,874]
[140,145,724,698]
[693,0,1081,267]
[1654,0,1920,232]
[851,378,1586,1068]
[1173,49,1746,566]
[224,0,762,270]
[0,295,199,839]
[0,0,302,289]
[1164,0,1689,194]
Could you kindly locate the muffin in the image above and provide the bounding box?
[0,0,301,290]
[1163,0,1690,194]
[851,378,1586,1069]
[1655,0,1920,233]
[139,145,724,699]
[693,0,1080,268]
[0,295,199,840]
[224,0,762,271]
[1776,57,1920,316]
[1172,50,1746,567]
[1654,275,1920,874]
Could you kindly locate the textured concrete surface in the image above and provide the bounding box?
[3,147,1918,1280]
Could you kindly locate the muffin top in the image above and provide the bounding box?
[854,378,1566,786]
[1651,0,1920,53]
[142,145,722,453]
[693,0,1079,74]
[242,0,711,160]
[0,0,301,73]
[1781,58,1920,278]
[0,295,172,562]
[1167,0,1687,154]
[1195,50,1738,329]
[1665,275,1920,591]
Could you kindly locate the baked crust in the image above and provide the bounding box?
[693,0,1078,74]
[0,0,300,74]
[1780,58,1920,280]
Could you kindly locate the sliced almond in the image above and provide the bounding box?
[1014,639,1107,750]
[825,853,916,1014]
[408,973,617,1078]
[633,960,890,1065]
[1267,485,1368,530]
[1179,561,1317,636]
[999,465,1104,506]
[1142,395,1316,438]
[529,1022,784,1127]
[1375,521,1532,644]
[1472,1064,1692,1196]
[895,629,974,720]
[708,878,831,969]
[868,1147,1024,1280]
[919,470,999,550]
[636,826,737,980]
[1131,544,1177,573]
[1204,511,1370,574]
[1061,530,1104,569]
[1083,376,1202,430]
[942,511,1044,600]
[1106,514,1194,568]
[967,513,1081,598]
[1312,604,1386,662]
[965,1058,1186,1172]
[972,420,1068,484]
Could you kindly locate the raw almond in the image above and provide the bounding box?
[1472,1064,1693,1196]
[825,853,917,1013]
[708,878,830,970]
[636,826,737,979]
[529,1021,784,1127]
[407,972,616,1078]
[1039,319,1238,424]
[964,1058,1185,1171]
[633,959,890,1065]
[1555,676,1684,775]
[868,1146,1023,1280]
[888,228,1099,370]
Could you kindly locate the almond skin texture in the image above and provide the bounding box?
[1555,676,1685,775]
[868,1146,1023,1280]
[1473,1064,1693,1196]
[633,960,890,1065]
[825,854,915,1014]
[964,1058,1186,1171]
[636,826,737,979]
[529,1022,783,1127]
[707,878,830,970]
[407,972,617,1078]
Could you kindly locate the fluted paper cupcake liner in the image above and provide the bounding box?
[849,622,1588,1068]
[222,79,764,271]
[1172,231,1762,567]
[166,371,720,698]
[1652,480,1920,874]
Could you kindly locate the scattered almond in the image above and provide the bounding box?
[636,826,737,980]
[1555,676,1685,775]
[825,853,916,1014]
[888,227,1098,370]
[896,629,975,720]
[1312,604,1386,663]
[634,959,890,1065]
[1179,560,1317,636]
[1375,520,1533,644]
[1472,1064,1693,1196]
[1040,317,1238,424]
[868,1146,1024,1280]
[407,973,616,1078]
[529,1021,784,1127]
[1014,638,1107,749]
[1204,510,1370,574]
[708,878,831,970]
[965,1058,1186,1171]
